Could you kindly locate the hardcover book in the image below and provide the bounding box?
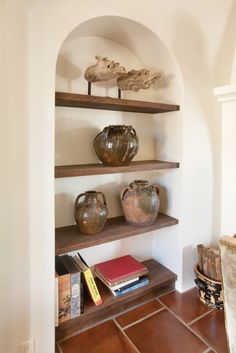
[73,253,102,306]
[113,276,149,297]
[55,256,71,323]
[95,255,148,284]
[95,270,139,290]
[60,254,81,319]
[55,272,59,327]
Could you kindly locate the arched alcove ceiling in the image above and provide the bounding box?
[64,16,181,79]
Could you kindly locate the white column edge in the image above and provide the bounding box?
[214,84,236,103]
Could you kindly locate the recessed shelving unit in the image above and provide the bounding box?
[55,159,180,178]
[55,91,180,114]
[55,213,179,255]
[55,258,177,341]
[55,90,180,341]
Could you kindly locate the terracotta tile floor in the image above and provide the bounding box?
[57,288,228,353]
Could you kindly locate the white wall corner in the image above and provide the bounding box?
[214,84,236,102]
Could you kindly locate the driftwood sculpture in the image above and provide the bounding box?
[84,56,126,83]
[117,69,161,92]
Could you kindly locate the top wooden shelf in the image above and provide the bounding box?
[55,92,180,114]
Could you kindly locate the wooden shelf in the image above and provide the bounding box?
[55,159,180,178]
[55,213,178,255]
[55,92,180,114]
[55,258,177,341]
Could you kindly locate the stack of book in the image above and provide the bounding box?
[94,255,149,297]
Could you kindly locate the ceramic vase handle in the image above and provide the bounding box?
[126,126,137,137]
[97,191,107,206]
[103,126,111,139]
[151,184,160,196]
[74,193,86,209]
[120,186,132,200]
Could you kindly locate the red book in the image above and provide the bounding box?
[95,255,148,284]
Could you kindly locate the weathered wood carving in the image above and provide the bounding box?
[84,56,126,83]
[117,69,161,92]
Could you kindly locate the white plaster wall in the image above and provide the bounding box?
[231,46,236,83]
[220,100,236,234]
[1,0,236,352]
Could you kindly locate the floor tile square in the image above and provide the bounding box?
[159,288,211,323]
[60,320,137,353]
[116,300,163,328]
[125,308,207,353]
[190,310,228,353]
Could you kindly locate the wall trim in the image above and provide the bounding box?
[214,84,236,102]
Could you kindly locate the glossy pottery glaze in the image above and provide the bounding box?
[120,180,160,226]
[93,125,139,166]
[74,191,108,235]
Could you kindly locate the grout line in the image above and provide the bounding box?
[113,297,162,318]
[156,298,217,352]
[203,348,217,353]
[188,308,214,326]
[56,344,64,353]
[113,319,141,353]
[116,307,165,330]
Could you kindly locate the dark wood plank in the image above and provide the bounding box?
[55,213,179,254]
[55,159,180,178]
[55,259,177,342]
[55,92,180,114]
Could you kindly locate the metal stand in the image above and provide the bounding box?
[88,82,91,95]
[118,89,121,99]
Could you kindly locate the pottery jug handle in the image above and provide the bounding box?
[120,186,132,200]
[103,126,111,138]
[126,126,137,137]
[151,184,160,196]
[74,193,86,209]
[97,191,107,206]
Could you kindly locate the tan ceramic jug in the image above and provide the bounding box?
[120,180,160,226]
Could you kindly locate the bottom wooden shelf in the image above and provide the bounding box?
[55,259,177,342]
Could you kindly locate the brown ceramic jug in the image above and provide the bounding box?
[120,180,160,226]
[93,125,139,166]
[74,191,108,235]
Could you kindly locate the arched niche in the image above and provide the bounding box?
[55,16,183,274]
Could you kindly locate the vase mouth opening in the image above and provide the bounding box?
[85,190,97,194]
[108,125,128,128]
[131,180,149,186]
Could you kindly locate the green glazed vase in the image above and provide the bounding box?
[93,125,139,166]
[74,191,108,235]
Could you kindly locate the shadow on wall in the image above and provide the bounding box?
[172,11,221,244]
[182,244,198,290]
[56,53,82,92]
[55,123,100,165]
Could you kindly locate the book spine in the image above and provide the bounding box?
[80,279,84,314]
[58,274,71,323]
[70,272,81,318]
[84,268,102,306]
[114,277,149,297]
[55,274,59,327]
